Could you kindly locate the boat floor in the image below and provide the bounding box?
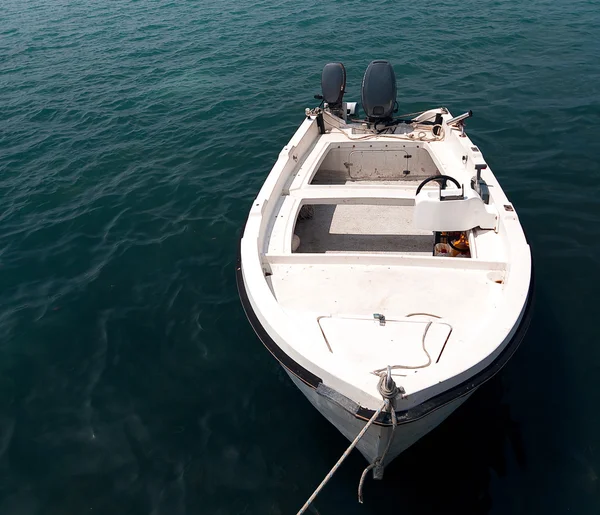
[311,169,429,186]
[295,175,434,255]
[295,204,434,255]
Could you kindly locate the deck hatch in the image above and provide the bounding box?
[317,317,452,371]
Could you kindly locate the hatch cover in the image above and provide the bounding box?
[318,316,452,370]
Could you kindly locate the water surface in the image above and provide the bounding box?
[1,0,599,513]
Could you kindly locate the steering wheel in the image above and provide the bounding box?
[416,175,461,195]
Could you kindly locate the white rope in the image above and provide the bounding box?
[330,123,444,142]
[314,108,445,142]
[358,370,399,503]
[296,401,387,515]
[297,368,402,513]
[371,321,433,373]
[331,126,443,142]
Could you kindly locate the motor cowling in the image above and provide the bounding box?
[361,60,397,121]
[321,62,346,108]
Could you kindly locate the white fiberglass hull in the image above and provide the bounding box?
[287,370,472,467]
[237,100,534,480]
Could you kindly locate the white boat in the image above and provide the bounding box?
[236,60,533,482]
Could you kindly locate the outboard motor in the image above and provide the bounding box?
[320,62,346,118]
[361,60,397,122]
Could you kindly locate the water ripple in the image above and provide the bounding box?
[0,0,600,513]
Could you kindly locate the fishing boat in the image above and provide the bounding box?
[236,60,533,484]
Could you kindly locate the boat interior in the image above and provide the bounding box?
[296,140,447,255]
[264,136,501,261]
[246,61,526,385]
[262,61,500,261]
[260,132,507,375]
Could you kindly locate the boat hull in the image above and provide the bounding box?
[286,370,472,469]
[235,105,535,480]
[236,234,534,471]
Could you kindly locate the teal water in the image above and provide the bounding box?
[1,0,600,513]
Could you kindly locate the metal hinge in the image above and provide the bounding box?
[373,313,386,326]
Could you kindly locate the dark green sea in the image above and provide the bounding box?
[1,0,599,513]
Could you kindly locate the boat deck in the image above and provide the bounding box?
[270,260,503,320]
[295,172,434,255]
[241,111,531,409]
[261,136,509,375]
[294,204,434,255]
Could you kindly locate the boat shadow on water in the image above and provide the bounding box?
[383,375,525,514]
[300,373,526,515]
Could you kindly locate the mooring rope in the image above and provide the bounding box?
[296,367,400,514]
[357,370,399,503]
[296,401,386,515]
